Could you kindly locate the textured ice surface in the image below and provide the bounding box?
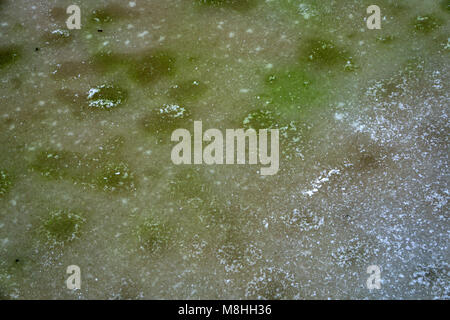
[0,0,448,299]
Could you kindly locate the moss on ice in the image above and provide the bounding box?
[31,145,136,193]
[135,218,172,253]
[31,150,85,180]
[168,168,210,201]
[86,84,128,110]
[260,68,331,114]
[300,39,356,71]
[89,49,177,87]
[0,170,12,197]
[91,51,126,73]
[168,80,207,104]
[96,162,136,192]
[142,104,191,135]
[413,15,442,33]
[42,210,86,244]
[0,46,20,68]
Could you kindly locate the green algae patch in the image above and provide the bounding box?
[31,145,137,192]
[168,80,207,104]
[413,15,442,33]
[300,39,356,71]
[87,84,128,110]
[135,218,172,253]
[31,150,82,179]
[30,150,95,183]
[0,170,12,197]
[96,162,136,192]
[142,104,191,135]
[128,50,176,85]
[260,68,331,113]
[196,0,257,11]
[42,210,85,244]
[0,46,20,69]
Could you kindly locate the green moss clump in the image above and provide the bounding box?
[261,68,329,111]
[135,218,171,252]
[96,162,136,192]
[31,150,80,179]
[42,210,85,244]
[196,0,257,11]
[87,84,128,110]
[128,50,176,85]
[168,80,207,104]
[413,15,442,33]
[0,46,20,68]
[0,170,12,196]
[142,104,190,134]
[301,39,355,71]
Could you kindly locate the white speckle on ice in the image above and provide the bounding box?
[138,31,149,38]
[302,169,341,197]
[88,88,100,99]
[334,113,344,121]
